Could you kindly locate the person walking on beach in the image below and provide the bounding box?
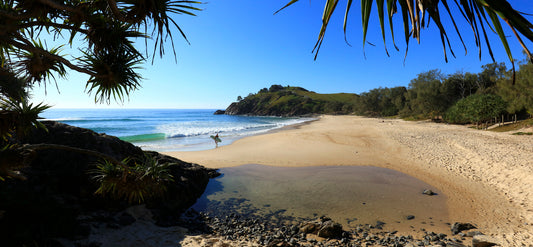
[211,133,221,148]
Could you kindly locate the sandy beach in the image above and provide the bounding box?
[164,115,533,246]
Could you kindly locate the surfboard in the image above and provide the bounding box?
[210,135,222,143]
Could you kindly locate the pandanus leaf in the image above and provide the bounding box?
[376,0,390,56]
[361,0,373,57]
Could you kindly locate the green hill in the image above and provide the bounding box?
[223,85,359,116]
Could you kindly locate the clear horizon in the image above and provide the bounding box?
[31,0,532,109]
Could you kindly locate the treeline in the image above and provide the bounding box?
[354,60,533,126]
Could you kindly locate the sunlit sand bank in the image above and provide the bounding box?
[164,115,533,245]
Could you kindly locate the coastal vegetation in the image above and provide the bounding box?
[0,0,203,186]
[225,85,358,116]
[225,58,533,128]
[355,59,533,126]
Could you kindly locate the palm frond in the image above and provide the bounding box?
[13,39,67,84]
[81,47,143,104]
[0,67,29,101]
[85,17,146,57]
[122,0,202,61]
[91,155,175,204]
[278,0,533,65]
[1,97,50,139]
[0,144,32,181]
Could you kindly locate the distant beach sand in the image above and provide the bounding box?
[165,115,533,246]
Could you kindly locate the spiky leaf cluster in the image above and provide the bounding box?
[91,155,175,204]
[0,0,201,103]
[0,97,50,141]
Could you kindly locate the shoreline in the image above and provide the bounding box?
[164,115,533,245]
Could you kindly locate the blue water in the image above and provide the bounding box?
[40,109,315,151]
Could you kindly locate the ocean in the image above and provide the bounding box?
[40,109,314,151]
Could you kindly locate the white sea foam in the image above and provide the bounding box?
[156,117,315,139]
[41,117,84,121]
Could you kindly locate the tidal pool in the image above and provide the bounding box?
[193,164,449,233]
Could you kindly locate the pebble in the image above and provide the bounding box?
[176,208,475,247]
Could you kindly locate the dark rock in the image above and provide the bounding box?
[406,215,415,220]
[116,212,136,226]
[472,235,499,247]
[213,110,226,115]
[300,222,318,234]
[317,220,343,239]
[299,218,344,239]
[451,222,477,235]
[1,121,219,245]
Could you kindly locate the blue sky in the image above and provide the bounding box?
[31,0,533,109]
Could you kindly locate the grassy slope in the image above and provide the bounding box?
[489,118,533,132]
[237,86,359,115]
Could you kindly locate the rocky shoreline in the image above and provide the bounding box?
[0,121,219,246]
[64,204,499,247]
[179,209,500,247]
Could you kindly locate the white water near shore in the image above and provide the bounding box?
[41,108,315,151]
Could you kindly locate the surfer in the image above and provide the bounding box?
[210,133,222,148]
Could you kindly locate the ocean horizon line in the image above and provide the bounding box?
[45,107,225,110]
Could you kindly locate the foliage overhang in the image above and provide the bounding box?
[278,0,533,74]
[0,0,201,103]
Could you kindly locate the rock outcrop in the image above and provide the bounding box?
[0,121,219,246]
[300,217,344,239]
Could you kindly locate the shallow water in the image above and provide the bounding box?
[193,164,450,234]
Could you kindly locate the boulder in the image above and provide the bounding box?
[213,110,225,115]
[317,220,343,239]
[472,235,499,247]
[300,217,344,239]
[451,222,477,235]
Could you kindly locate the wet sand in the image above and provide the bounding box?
[165,115,533,245]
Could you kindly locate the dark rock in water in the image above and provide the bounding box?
[213,110,225,115]
[472,235,499,247]
[1,121,219,246]
[423,189,437,196]
[451,222,477,235]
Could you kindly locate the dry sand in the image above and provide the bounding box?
[164,115,533,246]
